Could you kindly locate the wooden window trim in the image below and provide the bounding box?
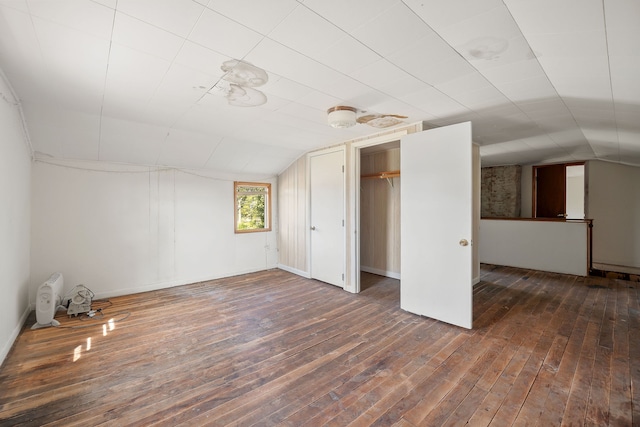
[234,181,272,234]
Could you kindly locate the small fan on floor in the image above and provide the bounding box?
[67,285,94,316]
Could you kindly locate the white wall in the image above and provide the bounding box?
[0,73,32,366]
[480,219,589,276]
[520,164,533,217]
[566,167,585,219]
[31,160,278,302]
[587,160,640,270]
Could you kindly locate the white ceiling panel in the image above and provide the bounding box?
[321,73,377,104]
[92,0,116,8]
[173,41,230,78]
[0,4,38,57]
[350,2,433,57]
[0,1,28,13]
[404,0,503,30]
[495,75,558,102]
[268,103,327,129]
[504,0,605,34]
[269,5,344,57]
[188,8,263,59]
[615,106,640,129]
[438,5,522,48]
[104,44,171,103]
[204,0,299,36]
[151,63,218,106]
[390,41,477,86]
[349,59,422,96]
[459,35,536,71]
[290,90,339,112]
[23,102,100,159]
[524,31,607,60]
[452,86,511,110]
[112,12,184,62]
[604,0,640,57]
[0,0,638,174]
[313,35,380,76]
[435,72,492,97]
[205,138,264,172]
[610,56,640,104]
[157,128,222,168]
[302,0,398,34]
[260,74,314,103]
[244,38,343,95]
[27,0,115,39]
[98,116,168,164]
[176,101,262,135]
[242,156,295,175]
[116,0,204,38]
[101,98,184,130]
[28,18,109,113]
[400,86,470,118]
[539,57,612,100]
[480,59,547,85]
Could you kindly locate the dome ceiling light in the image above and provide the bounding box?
[327,106,409,129]
[327,106,357,129]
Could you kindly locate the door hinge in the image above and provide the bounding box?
[342,219,344,226]
[342,273,344,281]
[342,165,344,173]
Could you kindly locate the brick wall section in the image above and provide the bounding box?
[481,165,522,217]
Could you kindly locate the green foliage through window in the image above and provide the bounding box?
[234,182,271,233]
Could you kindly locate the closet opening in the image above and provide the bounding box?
[350,131,405,296]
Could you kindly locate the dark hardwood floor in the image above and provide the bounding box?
[0,265,637,426]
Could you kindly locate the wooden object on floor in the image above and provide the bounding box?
[0,265,637,425]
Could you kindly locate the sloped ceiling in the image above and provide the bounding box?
[0,0,638,176]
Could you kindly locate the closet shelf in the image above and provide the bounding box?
[360,170,400,180]
[361,170,400,188]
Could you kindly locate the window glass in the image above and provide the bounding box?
[234,182,271,233]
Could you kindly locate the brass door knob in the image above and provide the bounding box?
[459,239,469,246]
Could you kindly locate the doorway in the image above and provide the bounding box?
[359,140,401,281]
[349,123,478,329]
[533,162,585,219]
[349,130,409,293]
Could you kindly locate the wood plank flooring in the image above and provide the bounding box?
[0,264,637,426]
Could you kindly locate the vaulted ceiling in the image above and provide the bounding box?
[0,0,638,176]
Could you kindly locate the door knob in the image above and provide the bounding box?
[459,239,469,246]
[311,226,316,231]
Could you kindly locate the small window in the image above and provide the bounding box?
[234,182,271,233]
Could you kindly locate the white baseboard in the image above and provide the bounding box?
[1,304,32,367]
[592,263,640,276]
[361,266,401,280]
[90,267,274,301]
[277,264,311,279]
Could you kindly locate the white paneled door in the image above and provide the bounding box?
[401,122,475,329]
[309,148,345,288]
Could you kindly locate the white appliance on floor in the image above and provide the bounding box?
[32,272,65,329]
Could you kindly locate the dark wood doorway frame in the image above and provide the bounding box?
[532,162,584,218]
[533,164,565,218]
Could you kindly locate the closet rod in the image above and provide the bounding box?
[360,170,400,180]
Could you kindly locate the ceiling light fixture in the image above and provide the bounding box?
[327,106,357,129]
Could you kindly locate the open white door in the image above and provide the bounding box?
[400,122,474,329]
[309,148,345,287]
